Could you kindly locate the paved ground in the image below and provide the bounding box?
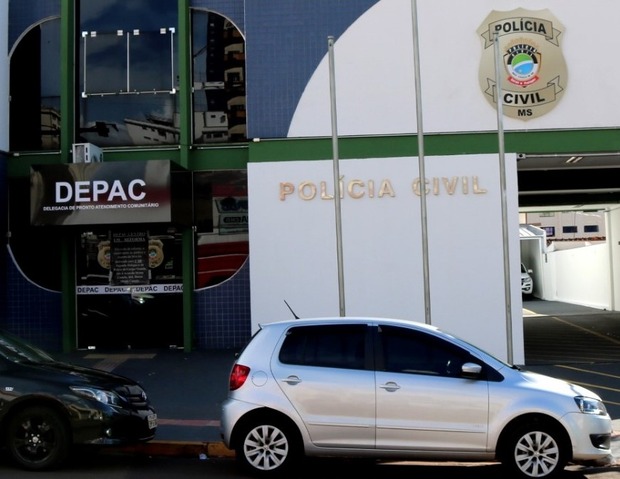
[57,299,620,471]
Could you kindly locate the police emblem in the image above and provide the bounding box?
[477,9,567,120]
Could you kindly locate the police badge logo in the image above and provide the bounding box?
[477,9,567,120]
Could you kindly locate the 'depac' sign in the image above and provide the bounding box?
[30,160,172,226]
[477,8,567,120]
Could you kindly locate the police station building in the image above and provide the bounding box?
[2,0,620,365]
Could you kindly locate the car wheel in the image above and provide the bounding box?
[236,418,300,476]
[6,405,70,471]
[502,420,569,479]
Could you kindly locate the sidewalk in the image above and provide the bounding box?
[59,348,236,458]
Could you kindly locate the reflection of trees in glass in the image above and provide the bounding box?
[10,19,61,151]
[192,11,246,144]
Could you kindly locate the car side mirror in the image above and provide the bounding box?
[461,362,482,378]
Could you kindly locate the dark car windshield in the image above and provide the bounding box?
[0,331,56,363]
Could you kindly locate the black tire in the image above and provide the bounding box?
[236,418,300,476]
[6,405,70,471]
[501,420,569,479]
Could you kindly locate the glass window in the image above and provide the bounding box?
[279,325,367,370]
[379,326,471,378]
[562,225,578,233]
[193,170,248,288]
[584,225,599,233]
[78,0,178,147]
[7,176,62,291]
[191,10,246,144]
[10,18,61,151]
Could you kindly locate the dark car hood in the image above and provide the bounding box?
[15,360,139,388]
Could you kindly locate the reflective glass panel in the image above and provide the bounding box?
[191,10,246,144]
[78,0,178,147]
[10,19,61,151]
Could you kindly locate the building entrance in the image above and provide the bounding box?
[75,228,183,350]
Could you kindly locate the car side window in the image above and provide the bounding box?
[279,324,367,370]
[379,326,470,378]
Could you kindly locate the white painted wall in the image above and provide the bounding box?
[541,244,610,310]
[289,0,620,137]
[529,206,620,310]
[248,154,524,363]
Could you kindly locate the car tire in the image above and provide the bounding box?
[6,405,70,471]
[501,419,569,479]
[236,417,300,476]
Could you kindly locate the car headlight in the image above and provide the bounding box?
[71,386,121,406]
[574,396,608,415]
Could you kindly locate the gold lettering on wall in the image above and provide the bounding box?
[280,176,488,201]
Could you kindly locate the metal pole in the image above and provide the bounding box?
[493,31,514,363]
[411,0,431,325]
[328,36,346,317]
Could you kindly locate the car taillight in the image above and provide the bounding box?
[229,363,251,391]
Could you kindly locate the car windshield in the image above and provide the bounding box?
[0,331,56,363]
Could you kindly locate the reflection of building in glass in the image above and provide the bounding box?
[192,14,246,144]
[40,107,61,149]
[125,115,180,145]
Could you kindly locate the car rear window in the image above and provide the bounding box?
[279,324,367,370]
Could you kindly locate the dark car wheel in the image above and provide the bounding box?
[501,420,569,479]
[236,418,300,476]
[6,405,70,471]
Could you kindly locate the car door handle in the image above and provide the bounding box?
[282,375,302,385]
[379,381,401,391]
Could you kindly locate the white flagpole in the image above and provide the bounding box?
[411,0,431,325]
[493,31,514,364]
[328,36,346,317]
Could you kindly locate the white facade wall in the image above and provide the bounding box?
[249,154,524,364]
[289,0,620,137]
[541,244,610,310]
[250,0,620,363]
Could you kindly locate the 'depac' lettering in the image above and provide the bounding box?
[55,179,146,203]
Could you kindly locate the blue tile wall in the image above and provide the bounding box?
[244,0,379,139]
[5,0,379,352]
[2,245,251,352]
[2,249,63,352]
[194,258,251,350]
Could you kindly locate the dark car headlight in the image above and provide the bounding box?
[70,386,122,406]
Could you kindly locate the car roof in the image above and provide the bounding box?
[258,316,441,332]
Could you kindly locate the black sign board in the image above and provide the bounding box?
[110,231,149,286]
[30,160,176,226]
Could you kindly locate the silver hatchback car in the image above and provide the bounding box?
[221,317,613,478]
